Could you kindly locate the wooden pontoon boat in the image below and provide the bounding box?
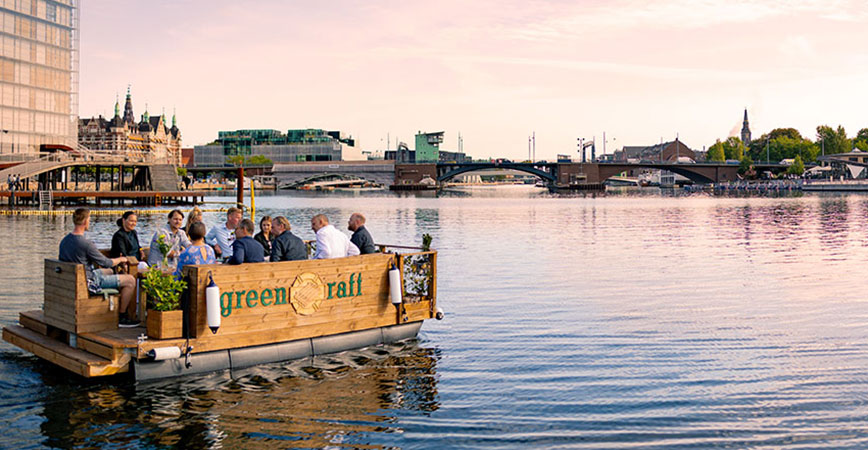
[2,245,439,381]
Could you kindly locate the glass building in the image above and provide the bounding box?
[192,129,360,167]
[0,0,78,160]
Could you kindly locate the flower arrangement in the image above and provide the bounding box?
[142,268,187,311]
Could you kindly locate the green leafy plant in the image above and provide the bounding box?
[142,269,187,311]
[155,234,172,257]
[421,234,433,251]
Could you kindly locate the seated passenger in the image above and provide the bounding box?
[226,218,265,265]
[184,206,203,237]
[59,208,139,328]
[311,214,359,259]
[271,216,307,261]
[348,212,376,254]
[206,207,242,260]
[253,216,273,258]
[174,222,216,279]
[147,209,192,267]
[110,211,145,260]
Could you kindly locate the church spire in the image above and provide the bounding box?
[114,93,120,118]
[122,85,134,124]
[740,108,751,146]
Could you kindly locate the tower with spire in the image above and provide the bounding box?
[122,85,135,124]
[741,109,751,146]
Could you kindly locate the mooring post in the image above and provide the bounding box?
[236,167,244,208]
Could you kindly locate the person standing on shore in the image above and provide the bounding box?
[311,214,359,259]
[147,209,192,268]
[59,208,139,327]
[206,207,242,260]
[271,216,307,261]
[348,213,376,254]
[226,219,265,265]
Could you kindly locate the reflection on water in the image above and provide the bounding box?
[2,188,868,448]
[30,343,438,449]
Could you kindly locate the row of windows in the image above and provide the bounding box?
[0,1,73,27]
[0,104,72,135]
[0,10,72,49]
[0,34,70,69]
[0,82,69,113]
[0,58,71,93]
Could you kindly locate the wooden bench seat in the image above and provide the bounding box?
[43,259,118,334]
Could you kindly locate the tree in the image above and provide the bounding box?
[707,140,726,162]
[739,156,753,176]
[246,155,273,166]
[176,167,188,177]
[816,125,851,155]
[854,128,868,151]
[723,136,745,160]
[787,155,805,176]
[226,155,245,167]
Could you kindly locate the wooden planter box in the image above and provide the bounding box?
[146,309,183,339]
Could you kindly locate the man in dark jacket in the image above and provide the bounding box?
[271,216,308,261]
[348,213,376,254]
[227,219,265,265]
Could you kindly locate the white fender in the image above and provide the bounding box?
[389,263,402,305]
[206,272,221,334]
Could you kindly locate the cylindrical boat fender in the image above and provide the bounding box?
[206,271,221,334]
[389,261,402,305]
[148,346,182,360]
[435,307,444,320]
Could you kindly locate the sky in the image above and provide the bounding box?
[79,0,868,160]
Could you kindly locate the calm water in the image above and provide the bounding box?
[1,186,868,449]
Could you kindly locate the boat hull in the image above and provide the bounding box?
[133,322,422,381]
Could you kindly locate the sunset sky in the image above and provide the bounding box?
[79,1,868,160]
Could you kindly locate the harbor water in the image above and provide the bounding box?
[1,186,868,448]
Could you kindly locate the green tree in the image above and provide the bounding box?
[787,155,805,176]
[739,156,753,176]
[707,140,726,162]
[246,155,273,166]
[723,136,745,160]
[226,155,245,167]
[816,125,851,155]
[176,167,188,177]
[854,128,868,151]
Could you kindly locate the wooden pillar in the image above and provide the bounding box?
[236,167,244,208]
[95,167,101,192]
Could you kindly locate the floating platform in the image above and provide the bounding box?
[3,249,438,381]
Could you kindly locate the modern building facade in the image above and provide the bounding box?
[385,131,468,163]
[78,89,182,165]
[0,0,79,159]
[191,128,361,167]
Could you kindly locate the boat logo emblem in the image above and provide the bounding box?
[290,272,326,315]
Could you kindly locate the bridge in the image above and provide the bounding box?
[431,161,741,185]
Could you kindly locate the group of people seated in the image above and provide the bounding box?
[58,206,377,328]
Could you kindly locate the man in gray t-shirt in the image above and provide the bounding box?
[59,208,139,328]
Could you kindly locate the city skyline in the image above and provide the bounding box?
[80,0,868,159]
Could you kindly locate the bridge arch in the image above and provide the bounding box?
[437,163,556,183]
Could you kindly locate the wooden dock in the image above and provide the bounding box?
[1,190,205,207]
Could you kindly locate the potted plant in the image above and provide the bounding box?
[141,268,187,339]
[154,234,172,269]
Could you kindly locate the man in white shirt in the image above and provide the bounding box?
[206,207,242,260]
[311,214,360,259]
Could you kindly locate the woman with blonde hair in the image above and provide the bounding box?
[184,206,203,236]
